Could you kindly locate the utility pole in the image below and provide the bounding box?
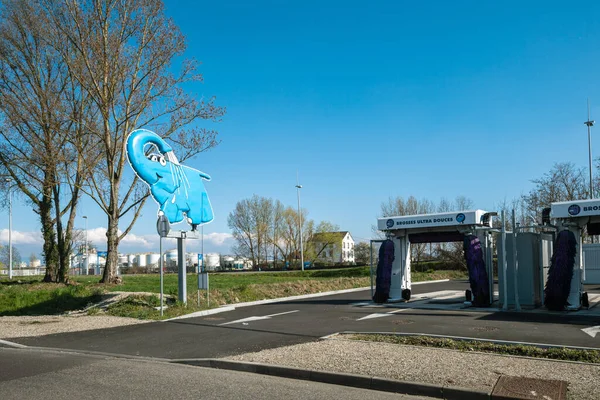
[585,99,596,244]
[4,178,13,279]
[83,216,88,275]
[585,98,595,199]
[296,172,304,271]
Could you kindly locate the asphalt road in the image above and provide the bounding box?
[0,347,429,400]
[9,280,600,359]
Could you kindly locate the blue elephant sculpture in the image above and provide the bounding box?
[126,129,214,229]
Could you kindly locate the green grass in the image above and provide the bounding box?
[0,281,102,316]
[69,266,375,293]
[1,268,467,320]
[344,334,600,364]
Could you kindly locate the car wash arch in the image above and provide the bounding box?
[495,199,594,312]
[372,200,597,312]
[539,199,599,310]
[373,210,497,306]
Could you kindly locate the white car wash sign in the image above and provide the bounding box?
[378,210,491,231]
[551,199,600,219]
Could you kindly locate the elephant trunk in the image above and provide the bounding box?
[126,129,173,184]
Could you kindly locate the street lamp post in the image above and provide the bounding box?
[83,216,88,275]
[295,181,304,272]
[4,178,12,280]
[585,99,595,199]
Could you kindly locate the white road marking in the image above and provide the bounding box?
[581,325,600,338]
[219,310,299,326]
[0,339,27,348]
[357,308,408,321]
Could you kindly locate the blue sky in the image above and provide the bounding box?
[3,0,600,259]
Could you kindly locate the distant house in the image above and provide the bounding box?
[311,231,355,264]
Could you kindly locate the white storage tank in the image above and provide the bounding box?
[137,254,147,267]
[88,254,98,265]
[166,249,178,262]
[118,255,128,266]
[205,253,220,271]
[128,254,136,266]
[147,253,160,266]
[222,256,234,269]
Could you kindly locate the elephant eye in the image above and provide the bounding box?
[148,154,158,162]
[159,156,166,166]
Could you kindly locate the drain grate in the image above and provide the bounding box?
[492,376,567,400]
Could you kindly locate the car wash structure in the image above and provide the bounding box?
[374,210,497,306]
[543,199,600,310]
[372,199,599,312]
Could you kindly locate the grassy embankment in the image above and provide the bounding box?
[343,333,600,364]
[0,267,467,320]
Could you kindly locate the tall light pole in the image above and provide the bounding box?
[4,178,12,280]
[585,99,595,199]
[295,177,304,272]
[82,215,88,275]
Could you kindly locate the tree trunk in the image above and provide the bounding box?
[101,214,119,283]
[53,185,69,283]
[40,190,57,282]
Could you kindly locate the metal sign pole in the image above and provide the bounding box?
[177,234,187,305]
[160,236,164,317]
[156,215,170,317]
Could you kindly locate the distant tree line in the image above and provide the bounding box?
[227,195,344,269]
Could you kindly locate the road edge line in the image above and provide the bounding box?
[170,358,490,399]
[0,338,28,348]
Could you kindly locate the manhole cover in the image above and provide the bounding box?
[392,319,414,325]
[470,326,499,332]
[203,317,225,321]
[492,376,567,400]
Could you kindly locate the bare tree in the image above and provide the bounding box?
[0,0,97,282]
[522,162,588,221]
[228,195,275,268]
[0,245,21,268]
[269,205,312,268]
[354,242,370,265]
[42,0,225,283]
[306,221,341,264]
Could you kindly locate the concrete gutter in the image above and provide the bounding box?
[171,358,491,400]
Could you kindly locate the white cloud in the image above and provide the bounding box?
[203,232,233,246]
[86,227,153,248]
[0,229,43,245]
[0,226,233,254]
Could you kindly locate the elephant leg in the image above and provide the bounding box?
[186,191,214,225]
[161,202,184,224]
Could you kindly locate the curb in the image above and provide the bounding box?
[166,279,451,321]
[171,358,491,399]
